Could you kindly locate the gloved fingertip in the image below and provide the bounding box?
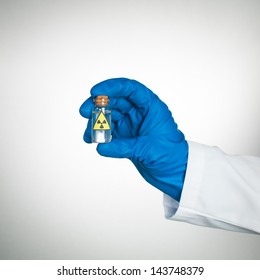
[96,140,125,158]
[83,134,92,143]
[96,142,113,157]
[83,129,92,143]
[79,97,93,118]
[96,138,136,159]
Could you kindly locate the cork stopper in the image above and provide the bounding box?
[94,95,109,107]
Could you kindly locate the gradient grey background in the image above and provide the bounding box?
[0,0,260,259]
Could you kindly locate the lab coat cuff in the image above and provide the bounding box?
[163,141,203,219]
[163,141,259,234]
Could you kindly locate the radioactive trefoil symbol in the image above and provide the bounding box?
[93,111,110,130]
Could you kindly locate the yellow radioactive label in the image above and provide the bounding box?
[93,111,111,130]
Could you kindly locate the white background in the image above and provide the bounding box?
[0,0,260,259]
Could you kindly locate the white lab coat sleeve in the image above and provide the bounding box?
[164,141,260,234]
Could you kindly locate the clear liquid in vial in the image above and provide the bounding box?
[92,109,111,143]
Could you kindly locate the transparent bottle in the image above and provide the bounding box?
[92,95,112,143]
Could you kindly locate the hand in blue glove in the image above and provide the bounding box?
[79,78,188,201]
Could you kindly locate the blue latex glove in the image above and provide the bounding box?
[79,78,188,201]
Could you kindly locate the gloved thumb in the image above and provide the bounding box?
[96,138,138,159]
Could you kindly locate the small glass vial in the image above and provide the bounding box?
[92,95,112,143]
